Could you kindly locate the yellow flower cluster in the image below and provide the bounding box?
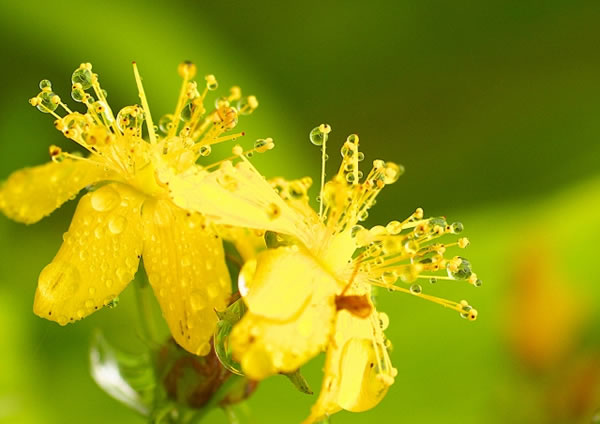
[0,62,480,422]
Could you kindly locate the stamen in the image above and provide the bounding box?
[309,124,331,219]
[132,62,157,144]
[194,131,246,150]
[168,61,197,138]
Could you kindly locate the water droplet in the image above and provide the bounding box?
[190,291,207,311]
[39,79,52,90]
[158,113,174,133]
[38,262,80,301]
[71,88,85,102]
[207,282,220,299]
[238,259,257,297]
[106,297,119,308]
[35,91,59,113]
[446,257,472,280]
[205,74,218,91]
[108,215,127,235]
[378,312,390,330]
[94,226,104,239]
[199,145,211,157]
[450,222,464,234]
[116,267,130,283]
[386,220,403,235]
[236,95,258,115]
[116,105,145,133]
[429,277,437,284]
[381,271,397,284]
[196,342,211,356]
[409,283,422,294]
[309,124,331,146]
[347,134,359,144]
[383,162,404,184]
[71,66,93,90]
[90,186,120,212]
[92,101,114,125]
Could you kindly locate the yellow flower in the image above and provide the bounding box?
[0,62,261,355]
[168,125,480,421]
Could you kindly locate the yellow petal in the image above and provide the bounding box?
[240,248,325,320]
[0,159,112,224]
[141,199,231,355]
[336,337,390,412]
[231,248,338,380]
[168,162,311,243]
[34,183,144,325]
[304,310,393,423]
[217,225,266,262]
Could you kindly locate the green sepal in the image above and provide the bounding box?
[282,368,313,395]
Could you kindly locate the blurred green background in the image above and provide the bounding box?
[1,0,600,423]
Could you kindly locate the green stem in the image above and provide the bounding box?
[188,375,245,423]
[134,267,159,344]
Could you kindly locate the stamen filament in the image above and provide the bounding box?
[319,138,327,220]
[132,62,157,145]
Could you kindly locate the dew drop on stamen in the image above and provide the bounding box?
[71,67,93,90]
[199,145,212,157]
[309,125,329,146]
[378,312,390,331]
[409,283,422,294]
[158,114,174,133]
[39,79,52,90]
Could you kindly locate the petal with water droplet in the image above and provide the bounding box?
[230,248,339,380]
[0,158,113,224]
[33,184,144,323]
[141,199,231,355]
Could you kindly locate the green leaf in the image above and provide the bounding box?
[214,298,247,376]
[89,330,156,415]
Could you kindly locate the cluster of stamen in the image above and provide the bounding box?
[28,62,262,184]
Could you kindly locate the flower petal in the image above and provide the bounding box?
[231,248,339,380]
[141,199,231,356]
[0,159,112,224]
[34,183,144,325]
[217,225,266,262]
[168,162,311,244]
[304,310,392,423]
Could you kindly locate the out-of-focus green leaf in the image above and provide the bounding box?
[89,330,156,415]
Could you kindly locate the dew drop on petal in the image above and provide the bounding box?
[190,291,207,311]
[38,262,80,301]
[108,215,127,235]
[90,186,120,212]
[196,342,211,356]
